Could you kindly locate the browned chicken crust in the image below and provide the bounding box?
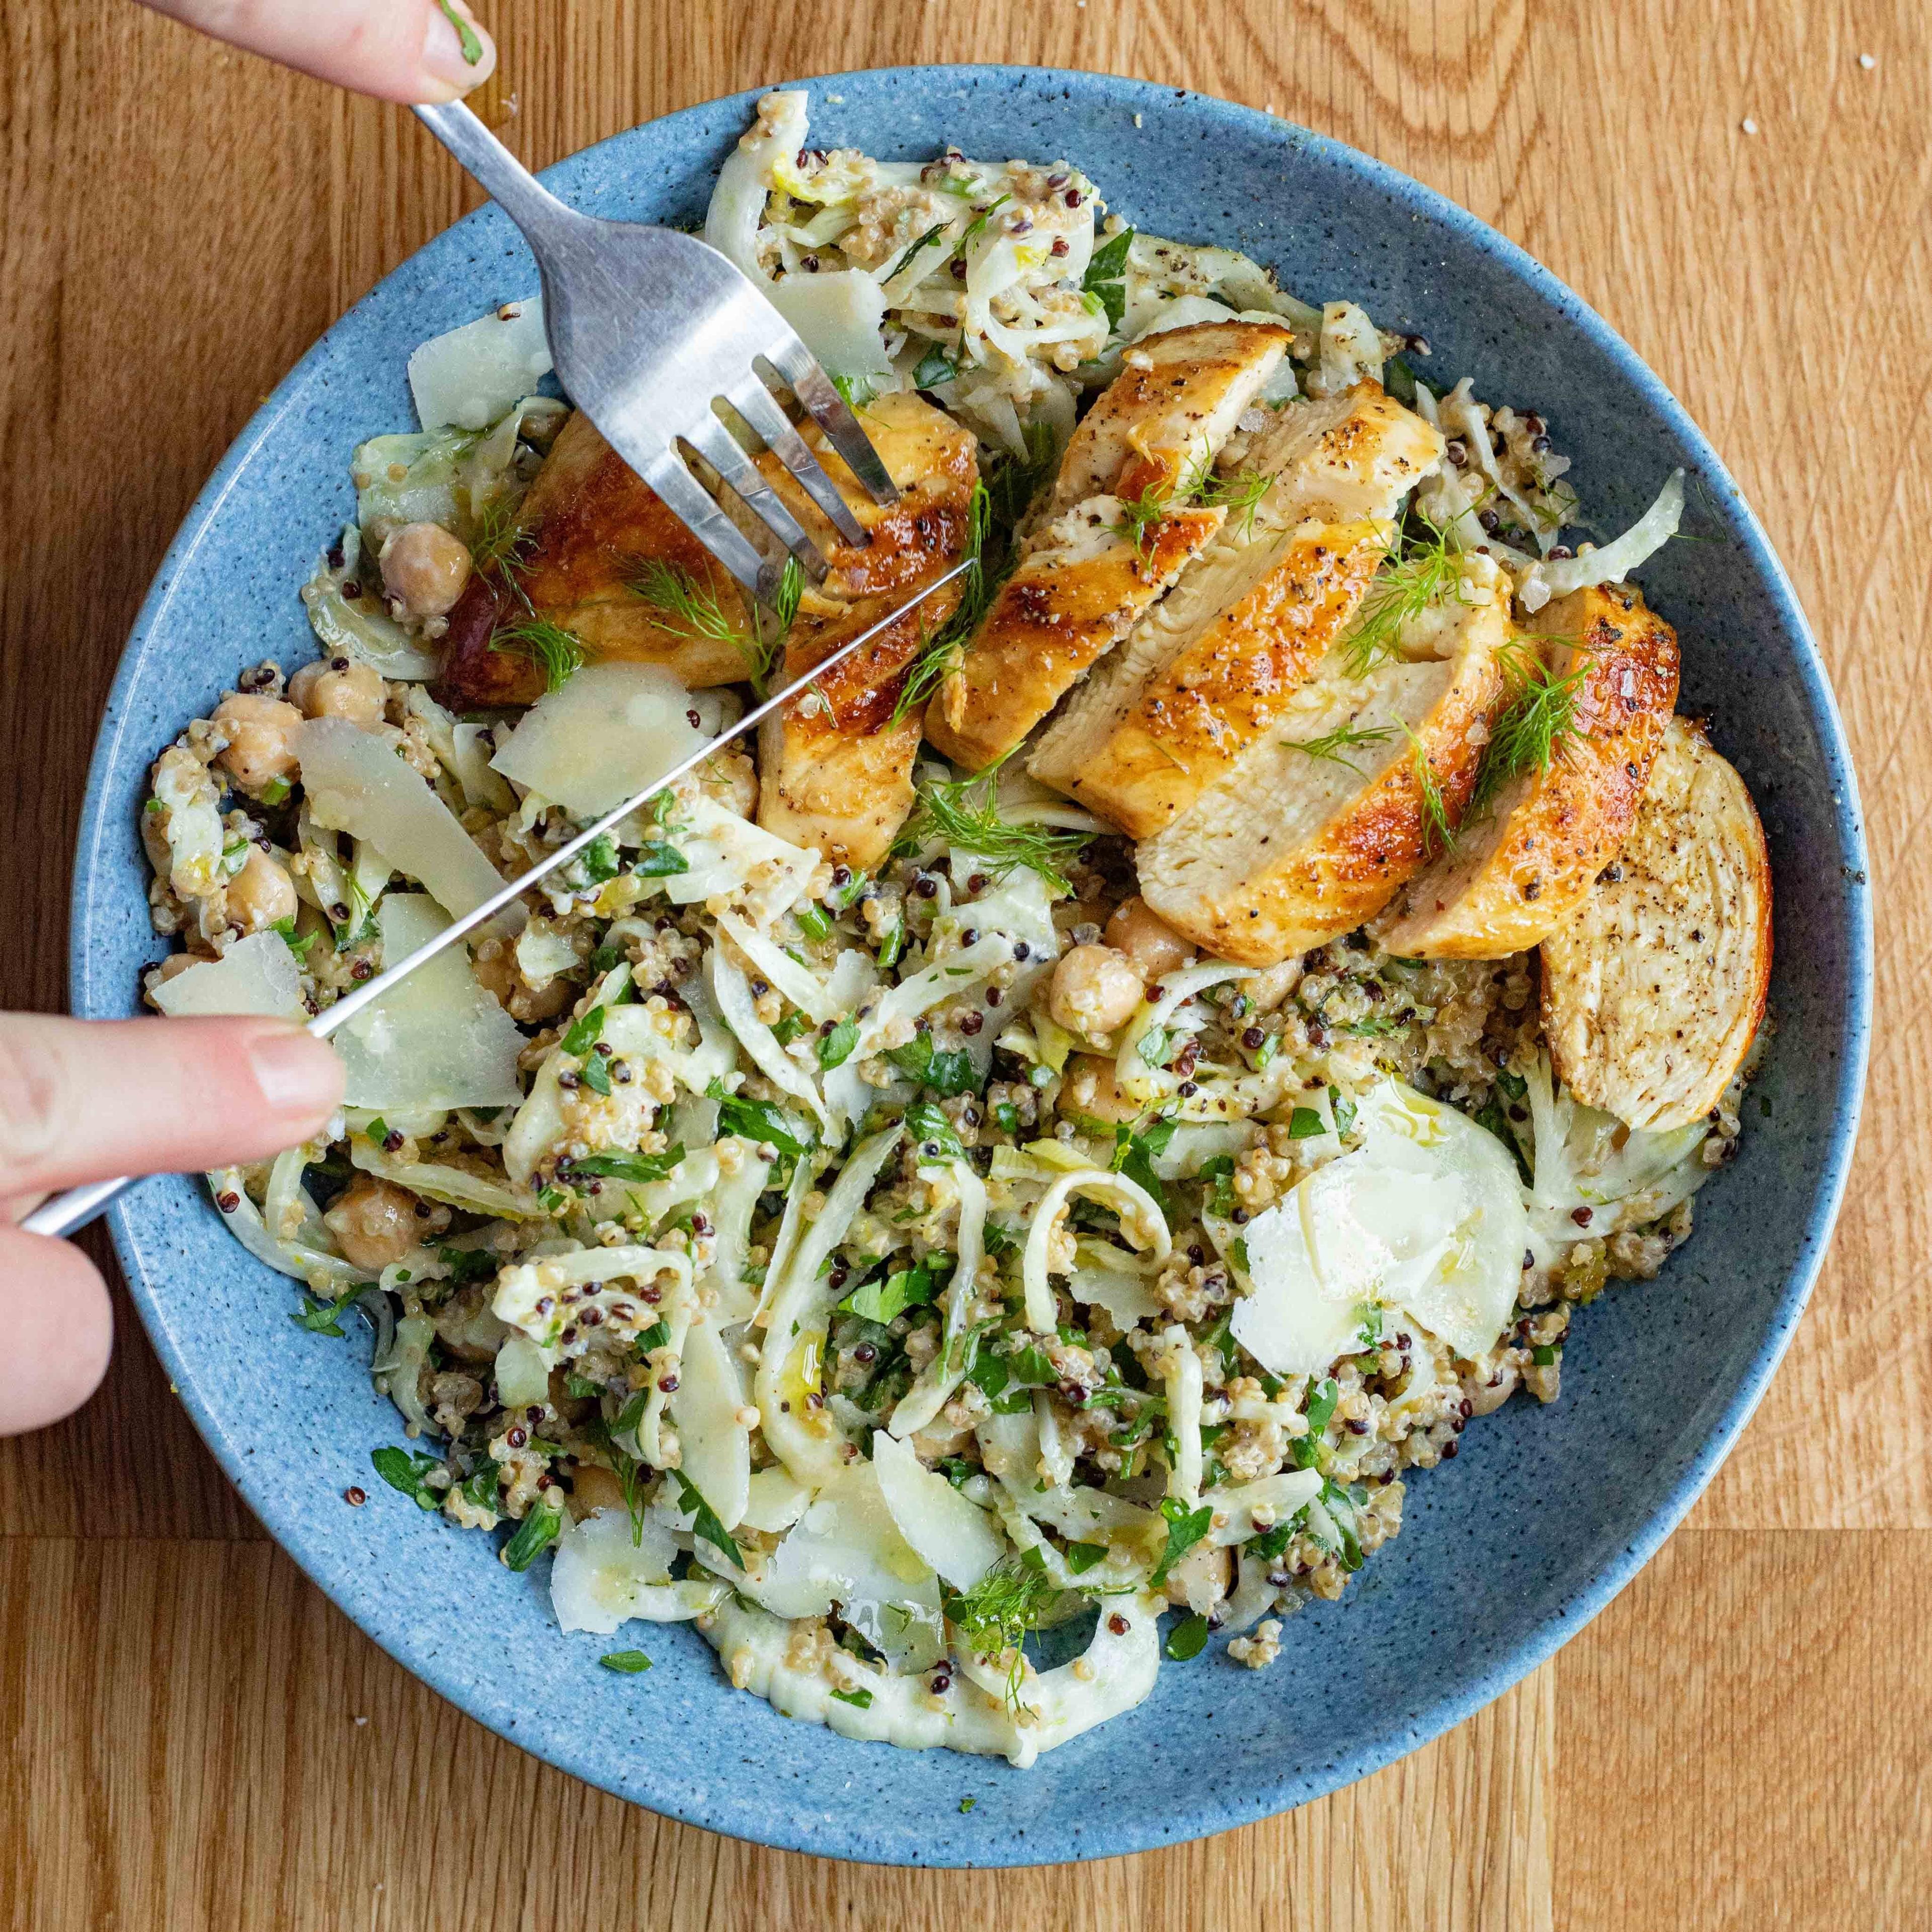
[1137,556,1516,964]
[1382,582,1681,958]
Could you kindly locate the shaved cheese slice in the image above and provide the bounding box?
[331,895,524,1111]
[550,1506,727,1634]
[1232,1080,1528,1375]
[152,931,305,1020]
[490,661,703,817]
[294,718,505,921]
[753,1460,944,1670]
[872,1429,1005,1589]
[408,296,553,432]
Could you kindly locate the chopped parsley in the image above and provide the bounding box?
[1165,1613,1210,1661]
[673,1471,745,1570]
[501,1497,563,1571]
[599,1649,653,1673]
[1151,1496,1214,1586]
[887,1033,978,1096]
[817,1015,860,1069]
[555,1146,685,1186]
[370,1445,442,1511]
[830,1685,875,1710]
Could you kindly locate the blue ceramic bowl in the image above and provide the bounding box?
[73,67,1871,1867]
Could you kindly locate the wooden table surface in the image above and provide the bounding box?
[3,2,1925,1924]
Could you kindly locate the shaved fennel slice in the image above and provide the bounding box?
[755,1126,903,1487]
[1152,1324,1205,1507]
[855,932,1022,1060]
[407,295,553,432]
[652,792,817,928]
[494,1244,692,1367]
[349,1138,539,1221]
[1020,1168,1171,1334]
[871,1429,1005,1590]
[669,1313,752,1532]
[707,946,826,1125]
[1114,962,1255,1105]
[888,1161,988,1438]
[153,930,305,1021]
[701,1138,778,1326]
[717,910,837,1022]
[751,1147,820,1329]
[293,717,506,923]
[490,661,702,818]
[703,91,893,383]
[1525,470,1686,604]
[332,894,524,1111]
[302,535,441,682]
[1203,1469,1323,1546]
[703,1592,1020,1757]
[1005,1589,1164,1767]
[551,1506,727,1634]
[1520,1049,1709,1258]
[208,1167,373,1296]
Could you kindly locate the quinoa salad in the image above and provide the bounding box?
[137,92,1772,1765]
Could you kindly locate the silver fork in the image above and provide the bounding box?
[414,100,897,603]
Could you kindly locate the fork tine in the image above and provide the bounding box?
[638,448,781,606]
[761,336,901,508]
[728,377,870,548]
[681,413,830,576]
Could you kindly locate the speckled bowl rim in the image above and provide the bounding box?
[72,65,1872,1867]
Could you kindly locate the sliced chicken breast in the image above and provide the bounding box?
[1382,582,1681,958]
[1539,714,1771,1132]
[1030,382,1443,836]
[1051,319,1292,510]
[754,393,980,864]
[925,321,1290,772]
[922,498,1224,772]
[434,409,752,709]
[1137,554,1514,965]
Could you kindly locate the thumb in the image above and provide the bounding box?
[135,0,497,106]
[0,1013,345,1214]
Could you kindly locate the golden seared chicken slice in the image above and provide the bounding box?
[1382,583,1681,958]
[1136,553,1515,965]
[925,320,1292,772]
[753,393,979,865]
[1539,715,1771,1132]
[1028,379,1443,836]
[1051,319,1292,509]
[434,409,753,709]
[924,498,1224,772]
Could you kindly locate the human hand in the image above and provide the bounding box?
[135,0,497,105]
[0,1014,344,1435]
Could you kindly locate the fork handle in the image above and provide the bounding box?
[413,100,583,251]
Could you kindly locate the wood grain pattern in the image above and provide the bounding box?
[2,0,1926,1923]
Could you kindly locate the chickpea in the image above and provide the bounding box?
[1104,896,1194,979]
[1048,943,1145,1036]
[225,847,297,934]
[210,692,303,792]
[1058,1054,1141,1124]
[471,940,574,1023]
[568,1464,627,1522]
[323,1176,422,1271]
[380,521,473,617]
[287,657,385,727]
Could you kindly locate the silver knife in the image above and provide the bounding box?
[24,559,971,1241]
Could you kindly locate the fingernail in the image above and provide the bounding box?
[248,1027,345,1121]
[421,0,497,96]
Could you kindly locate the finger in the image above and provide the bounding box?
[136,0,497,105]
[0,1014,344,1208]
[0,1227,114,1435]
